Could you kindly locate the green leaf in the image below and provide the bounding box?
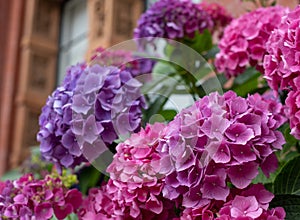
[143,94,169,124]
[67,213,79,220]
[51,213,78,220]
[1,169,22,181]
[284,125,298,146]
[233,67,259,85]
[158,109,178,121]
[188,29,213,53]
[164,43,175,58]
[252,168,278,185]
[142,76,179,124]
[199,74,225,95]
[202,45,220,60]
[270,194,300,220]
[231,69,262,97]
[77,165,102,195]
[152,61,176,75]
[273,156,300,195]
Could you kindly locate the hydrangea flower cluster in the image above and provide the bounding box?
[90,47,155,77]
[71,64,146,162]
[264,6,300,93]
[157,91,286,208]
[37,63,87,170]
[286,79,300,139]
[38,61,147,169]
[79,123,176,219]
[134,0,213,41]
[180,184,285,220]
[198,2,232,38]
[215,6,289,78]
[0,174,83,220]
[263,6,300,139]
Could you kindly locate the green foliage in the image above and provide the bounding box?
[273,156,300,195]
[270,194,300,220]
[265,156,300,219]
[77,165,103,195]
[231,67,266,97]
[1,169,22,181]
[158,109,178,122]
[182,29,213,54]
[51,213,78,220]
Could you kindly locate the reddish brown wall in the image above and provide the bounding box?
[0,0,24,175]
[0,1,10,105]
[205,0,298,17]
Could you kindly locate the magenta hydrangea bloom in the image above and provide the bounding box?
[0,174,83,220]
[263,6,300,140]
[218,185,285,220]
[264,6,300,93]
[37,63,87,170]
[134,0,213,41]
[157,91,286,208]
[179,184,285,220]
[215,6,289,78]
[286,78,300,139]
[198,2,232,38]
[71,64,146,162]
[79,123,176,219]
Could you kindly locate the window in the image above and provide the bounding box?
[57,0,88,84]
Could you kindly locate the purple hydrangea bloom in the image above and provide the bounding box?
[134,0,213,41]
[264,6,300,93]
[71,64,146,162]
[37,63,87,170]
[0,174,83,220]
[157,91,286,208]
[215,6,289,78]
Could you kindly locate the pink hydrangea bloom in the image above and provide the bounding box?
[286,78,300,139]
[79,180,175,220]
[157,91,286,208]
[264,6,300,93]
[215,6,289,78]
[80,123,176,219]
[0,174,83,220]
[107,123,166,184]
[263,6,300,140]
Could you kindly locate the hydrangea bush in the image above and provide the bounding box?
[2,1,300,220]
